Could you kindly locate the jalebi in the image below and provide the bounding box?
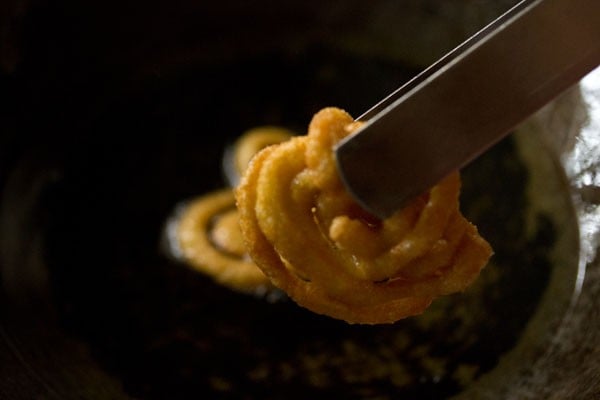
[236,107,492,324]
[174,127,292,294]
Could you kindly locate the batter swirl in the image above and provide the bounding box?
[236,108,492,324]
[173,127,292,294]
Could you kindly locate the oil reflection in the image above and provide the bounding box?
[565,66,600,296]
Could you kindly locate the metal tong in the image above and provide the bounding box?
[335,0,600,219]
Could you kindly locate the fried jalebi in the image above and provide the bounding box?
[224,126,295,186]
[236,107,492,324]
[174,127,292,294]
[175,189,273,293]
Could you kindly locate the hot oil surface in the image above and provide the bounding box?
[44,47,558,399]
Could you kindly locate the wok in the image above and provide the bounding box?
[1,1,599,398]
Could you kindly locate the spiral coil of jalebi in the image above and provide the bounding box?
[236,108,492,324]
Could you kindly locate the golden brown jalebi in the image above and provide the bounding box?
[176,189,272,293]
[224,126,295,186]
[232,127,295,180]
[174,127,292,294]
[236,107,492,324]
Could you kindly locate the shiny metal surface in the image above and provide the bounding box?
[335,0,600,218]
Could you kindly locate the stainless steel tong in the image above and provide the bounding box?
[335,0,600,219]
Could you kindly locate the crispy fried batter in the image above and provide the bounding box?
[236,107,492,324]
[233,127,295,178]
[176,189,273,293]
[174,127,292,294]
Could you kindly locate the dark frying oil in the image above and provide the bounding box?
[44,46,554,399]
